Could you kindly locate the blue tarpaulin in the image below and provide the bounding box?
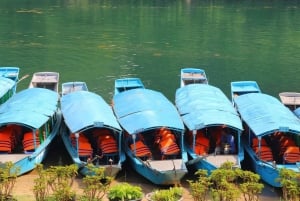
[175,84,243,131]
[0,88,59,129]
[61,90,121,133]
[234,93,300,136]
[113,88,184,134]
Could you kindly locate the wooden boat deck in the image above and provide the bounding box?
[0,154,27,164]
[29,72,59,92]
[182,72,206,79]
[146,159,185,171]
[205,155,239,168]
[279,92,300,107]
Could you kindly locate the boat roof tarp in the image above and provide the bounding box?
[113,88,184,134]
[0,77,15,97]
[0,88,59,129]
[234,93,300,136]
[61,91,121,133]
[175,84,243,131]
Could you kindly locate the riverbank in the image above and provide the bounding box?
[11,167,281,201]
[10,137,282,201]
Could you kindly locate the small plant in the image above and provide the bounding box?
[107,182,143,201]
[277,168,300,201]
[79,164,113,201]
[33,164,78,201]
[0,162,19,201]
[188,169,211,201]
[149,187,183,201]
[236,169,264,201]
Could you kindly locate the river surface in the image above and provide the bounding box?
[1,0,299,200]
[1,0,300,102]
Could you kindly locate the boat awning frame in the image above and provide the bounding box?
[234,93,300,137]
[175,84,243,132]
[61,91,121,134]
[113,88,185,135]
[0,88,59,129]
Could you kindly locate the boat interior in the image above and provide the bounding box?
[0,124,49,155]
[186,126,240,156]
[71,128,120,166]
[126,128,182,161]
[182,72,207,85]
[32,82,58,91]
[248,131,300,164]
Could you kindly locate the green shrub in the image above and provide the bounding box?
[0,162,19,201]
[150,187,183,201]
[107,182,143,201]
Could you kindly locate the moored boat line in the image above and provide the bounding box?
[0,68,299,189]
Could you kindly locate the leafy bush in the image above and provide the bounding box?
[107,182,143,201]
[0,162,19,201]
[149,187,183,201]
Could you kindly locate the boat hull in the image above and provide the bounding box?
[126,151,187,185]
[0,111,61,176]
[60,124,125,178]
[243,142,299,188]
[186,145,243,175]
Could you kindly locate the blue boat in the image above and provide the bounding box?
[230,81,261,104]
[180,68,208,87]
[0,67,20,82]
[61,81,89,96]
[0,67,20,104]
[114,77,145,94]
[0,88,61,176]
[112,78,188,185]
[60,90,125,177]
[175,83,244,174]
[232,88,300,187]
[0,77,16,105]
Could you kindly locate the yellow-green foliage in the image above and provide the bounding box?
[0,162,19,200]
[150,187,183,201]
[278,168,300,201]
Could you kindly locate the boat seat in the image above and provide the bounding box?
[0,131,12,153]
[130,140,152,159]
[283,146,300,163]
[192,134,209,155]
[159,137,180,160]
[23,131,40,153]
[70,134,93,158]
[252,138,268,147]
[98,134,118,156]
[253,146,274,161]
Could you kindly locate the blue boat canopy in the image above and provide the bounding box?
[61,91,121,133]
[0,88,59,129]
[294,107,300,118]
[175,84,243,131]
[0,77,15,97]
[113,88,184,134]
[235,93,300,136]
